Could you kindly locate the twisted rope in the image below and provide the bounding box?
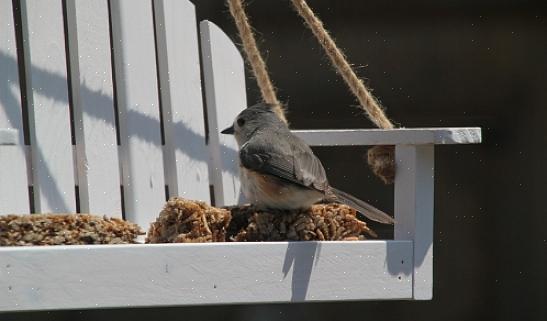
[291,0,396,183]
[227,0,287,124]
[290,0,393,129]
[228,0,397,183]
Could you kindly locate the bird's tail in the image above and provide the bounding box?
[330,187,395,224]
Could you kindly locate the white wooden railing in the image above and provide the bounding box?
[0,0,481,311]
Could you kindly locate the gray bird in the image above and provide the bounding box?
[221,103,394,224]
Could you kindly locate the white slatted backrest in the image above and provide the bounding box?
[0,0,29,213]
[154,0,210,203]
[65,0,122,217]
[1,3,242,224]
[109,0,166,228]
[200,21,246,206]
[20,0,76,213]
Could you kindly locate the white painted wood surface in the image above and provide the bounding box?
[20,0,76,213]
[0,241,412,311]
[0,0,24,145]
[0,0,485,308]
[65,0,122,217]
[394,145,435,300]
[154,0,210,202]
[110,0,166,226]
[0,0,30,214]
[200,21,246,206]
[0,129,17,145]
[0,145,29,214]
[294,127,481,146]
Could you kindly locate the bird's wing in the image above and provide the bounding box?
[239,133,329,192]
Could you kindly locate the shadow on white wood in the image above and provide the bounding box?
[110,0,166,227]
[0,241,412,311]
[395,145,434,300]
[65,0,122,217]
[200,20,246,206]
[154,0,211,203]
[20,0,76,213]
[0,0,484,310]
[0,0,29,214]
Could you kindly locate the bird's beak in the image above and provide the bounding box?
[221,125,234,135]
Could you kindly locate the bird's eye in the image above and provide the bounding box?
[237,118,245,127]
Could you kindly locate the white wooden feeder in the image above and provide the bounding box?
[0,0,481,312]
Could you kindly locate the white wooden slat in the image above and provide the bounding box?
[65,0,122,217]
[200,21,246,206]
[0,145,29,214]
[294,127,482,146]
[20,0,76,213]
[0,128,17,145]
[110,0,166,226]
[0,0,30,214]
[0,0,24,145]
[154,0,210,202]
[394,145,434,300]
[0,241,412,311]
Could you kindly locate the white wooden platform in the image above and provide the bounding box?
[0,0,482,312]
[0,241,412,311]
[0,127,480,311]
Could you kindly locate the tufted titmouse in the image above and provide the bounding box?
[221,103,394,224]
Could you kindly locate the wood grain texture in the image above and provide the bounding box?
[0,241,412,311]
[20,0,76,213]
[65,0,122,217]
[294,127,482,146]
[110,0,166,226]
[200,20,247,206]
[394,145,434,300]
[154,0,210,202]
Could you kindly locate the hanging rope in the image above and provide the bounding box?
[227,0,396,184]
[227,0,287,124]
[290,0,395,184]
[290,0,394,130]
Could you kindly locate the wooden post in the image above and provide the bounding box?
[394,145,435,300]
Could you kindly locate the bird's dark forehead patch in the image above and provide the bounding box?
[239,103,276,119]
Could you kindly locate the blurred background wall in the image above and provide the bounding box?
[5,0,546,320]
